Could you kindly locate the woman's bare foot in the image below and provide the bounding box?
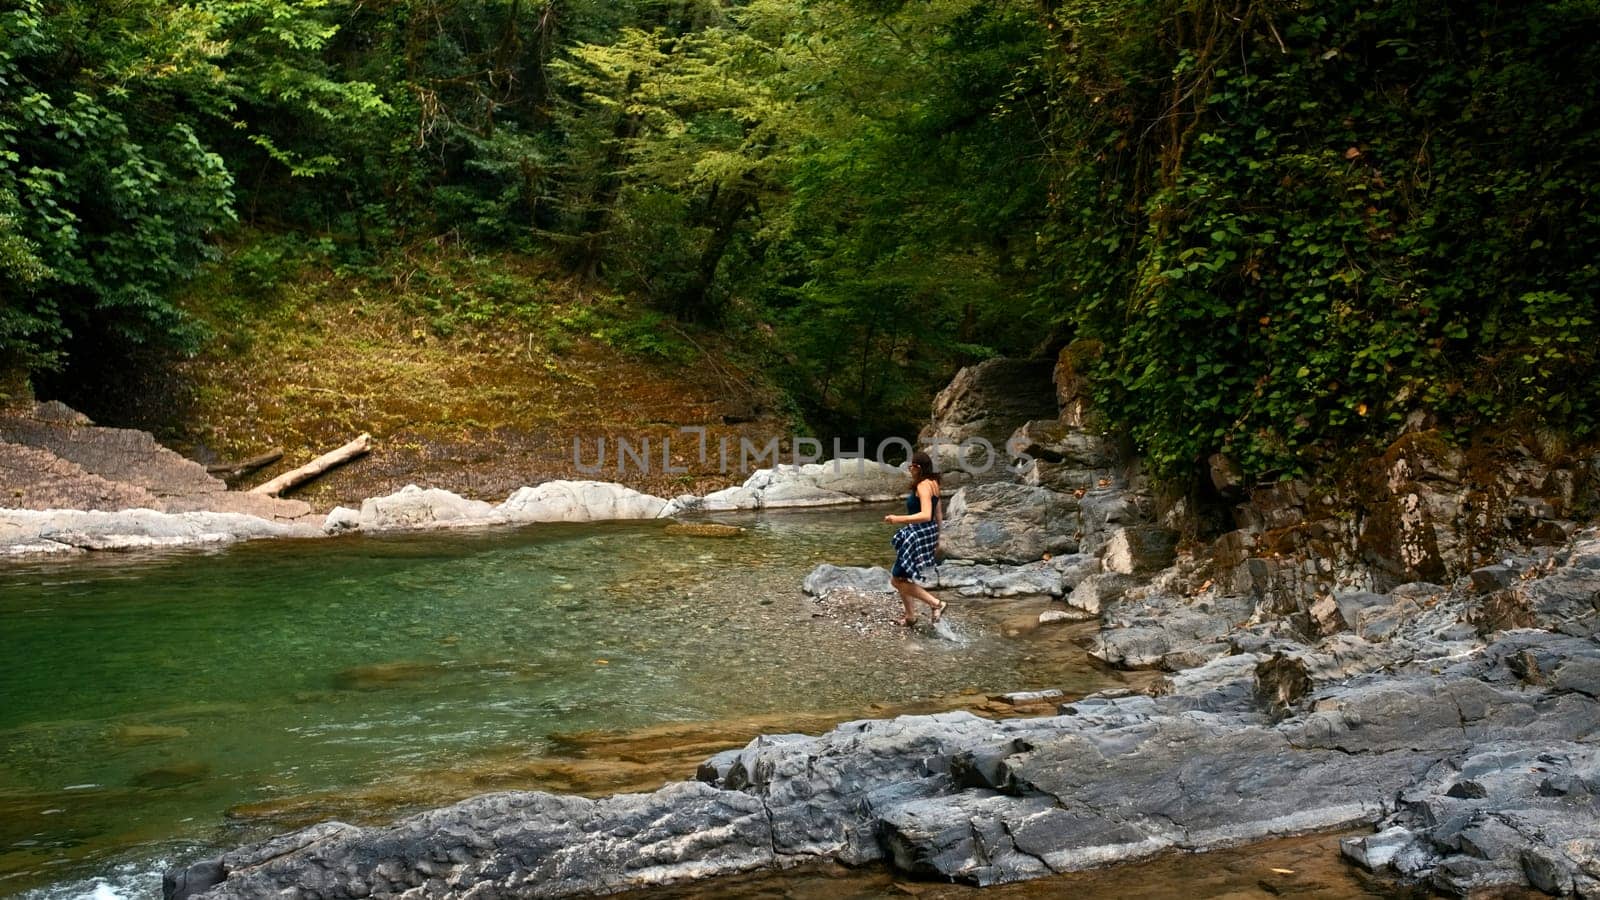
[896,615,917,627]
[931,599,947,623]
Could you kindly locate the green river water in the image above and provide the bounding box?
[1,507,1133,899]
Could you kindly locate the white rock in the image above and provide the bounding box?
[323,506,361,533]
[0,507,297,554]
[800,460,905,501]
[698,486,761,511]
[497,480,668,523]
[758,481,857,508]
[359,485,500,531]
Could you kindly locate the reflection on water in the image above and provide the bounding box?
[0,507,1129,898]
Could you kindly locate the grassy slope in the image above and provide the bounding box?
[166,242,799,508]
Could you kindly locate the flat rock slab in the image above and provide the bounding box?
[0,508,312,554]
[0,440,159,511]
[0,416,224,496]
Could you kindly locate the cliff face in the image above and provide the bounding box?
[925,350,1599,637]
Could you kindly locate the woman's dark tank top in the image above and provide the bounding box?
[905,489,942,516]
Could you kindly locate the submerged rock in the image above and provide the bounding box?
[663,523,745,537]
[802,561,1072,599]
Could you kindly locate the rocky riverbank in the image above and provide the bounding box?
[165,531,1599,898]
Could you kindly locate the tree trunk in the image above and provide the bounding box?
[207,449,284,479]
[248,434,371,497]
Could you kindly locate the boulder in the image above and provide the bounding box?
[1078,489,1151,554]
[920,358,1059,482]
[1100,526,1178,576]
[1008,420,1118,468]
[360,484,501,530]
[497,480,668,523]
[1050,553,1101,592]
[803,564,893,596]
[1093,593,1256,670]
[668,461,906,513]
[939,483,1079,564]
[1065,573,1137,616]
[322,506,361,533]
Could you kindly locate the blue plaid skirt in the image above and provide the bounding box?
[891,521,940,582]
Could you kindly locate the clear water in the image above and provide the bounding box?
[0,507,1123,899]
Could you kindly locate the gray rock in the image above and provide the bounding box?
[0,508,302,554]
[1100,526,1178,576]
[0,414,223,497]
[1078,489,1151,554]
[1094,593,1255,670]
[1038,609,1091,625]
[982,564,1065,597]
[919,358,1059,482]
[1208,453,1244,496]
[1066,573,1137,615]
[997,689,1065,704]
[803,564,892,596]
[939,483,1079,564]
[1469,564,1515,595]
[1344,743,1600,896]
[1049,553,1101,592]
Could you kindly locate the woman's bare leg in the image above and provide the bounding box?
[908,583,946,620]
[890,577,918,624]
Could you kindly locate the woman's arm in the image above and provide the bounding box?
[887,481,938,524]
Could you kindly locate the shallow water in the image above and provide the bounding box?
[0,507,1128,898]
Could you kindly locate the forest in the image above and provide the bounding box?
[3,0,1597,481]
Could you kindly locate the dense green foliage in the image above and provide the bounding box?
[3,0,1597,477]
[1040,0,1600,476]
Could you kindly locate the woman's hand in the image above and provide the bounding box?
[884,514,899,524]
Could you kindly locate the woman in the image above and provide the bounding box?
[885,450,947,626]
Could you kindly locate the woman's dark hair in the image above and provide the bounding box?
[908,450,941,487]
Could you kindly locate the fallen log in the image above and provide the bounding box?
[248,434,371,497]
[206,449,284,479]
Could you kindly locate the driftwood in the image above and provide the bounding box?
[248,434,371,497]
[207,449,284,479]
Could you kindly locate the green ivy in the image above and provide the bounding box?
[1038,0,1600,478]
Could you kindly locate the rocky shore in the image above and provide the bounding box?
[0,400,909,557]
[166,532,1599,898]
